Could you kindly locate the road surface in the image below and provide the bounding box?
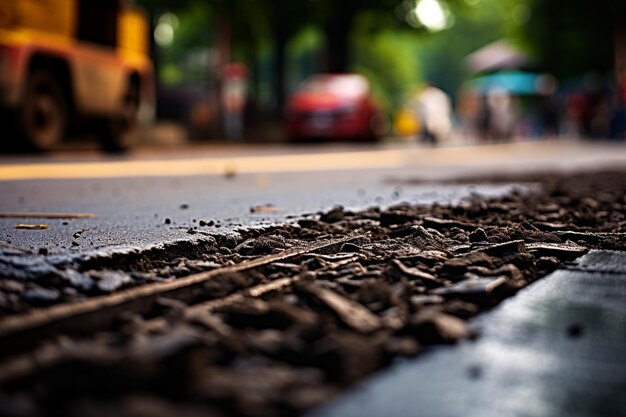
[1,139,625,257]
[1,138,625,417]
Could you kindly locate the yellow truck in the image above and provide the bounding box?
[0,0,154,151]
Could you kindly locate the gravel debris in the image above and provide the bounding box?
[0,170,625,416]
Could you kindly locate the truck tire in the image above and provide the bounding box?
[100,81,140,153]
[18,69,67,151]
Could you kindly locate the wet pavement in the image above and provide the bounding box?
[2,139,626,257]
[0,170,520,256]
[311,250,626,417]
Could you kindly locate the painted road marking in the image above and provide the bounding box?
[0,141,623,181]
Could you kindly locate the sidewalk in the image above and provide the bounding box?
[311,250,626,417]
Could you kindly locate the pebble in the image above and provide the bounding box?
[469,227,489,242]
[406,311,469,344]
[23,287,60,303]
[320,206,345,223]
[87,270,132,293]
[0,280,25,293]
[339,242,361,253]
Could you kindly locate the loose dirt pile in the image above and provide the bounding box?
[0,170,624,417]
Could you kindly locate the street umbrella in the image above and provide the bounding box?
[469,71,541,95]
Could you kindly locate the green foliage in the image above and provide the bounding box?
[141,0,214,86]
[351,15,423,113]
[415,0,512,96]
[287,27,326,90]
[140,0,580,110]
[167,1,212,49]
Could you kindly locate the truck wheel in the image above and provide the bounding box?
[100,82,140,153]
[18,70,67,151]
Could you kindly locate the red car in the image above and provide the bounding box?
[285,74,384,141]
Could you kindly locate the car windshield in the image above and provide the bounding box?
[301,75,370,98]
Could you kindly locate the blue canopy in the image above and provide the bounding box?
[469,72,540,95]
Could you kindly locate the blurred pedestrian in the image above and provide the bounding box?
[477,95,491,141]
[417,84,452,144]
[610,86,626,139]
[563,92,585,137]
[539,95,560,137]
[485,88,515,141]
[456,88,480,141]
[222,62,249,140]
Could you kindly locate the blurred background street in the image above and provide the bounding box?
[1,1,626,417]
[0,0,625,151]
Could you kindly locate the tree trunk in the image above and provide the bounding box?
[615,26,626,82]
[214,5,231,137]
[325,3,353,73]
[273,25,288,118]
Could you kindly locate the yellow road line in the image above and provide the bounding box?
[0,149,407,181]
[0,141,579,181]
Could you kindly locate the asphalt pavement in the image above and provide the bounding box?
[1,138,625,417]
[1,139,626,257]
[0,171,520,257]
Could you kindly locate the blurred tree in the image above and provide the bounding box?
[223,0,472,109]
[137,0,536,120]
[351,12,423,113]
[136,0,214,84]
[315,0,374,72]
[417,0,520,96]
[520,0,626,77]
[216,0,323,115]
